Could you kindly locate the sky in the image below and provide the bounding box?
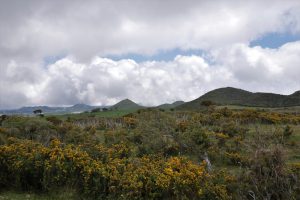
[1,0,300,109]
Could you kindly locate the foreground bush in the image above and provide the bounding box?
[0,138,232,199]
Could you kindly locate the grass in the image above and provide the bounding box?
[0,189,78,200]
[48,109,136,120]
[286,125,300,163]
[216,105,300,113]
[246,123,300,163]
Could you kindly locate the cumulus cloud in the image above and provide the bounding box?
[1,41,300,109]
[1,0,300,61]
[212,42,300,93]
[1,0,300,109]
[36,55,231,107]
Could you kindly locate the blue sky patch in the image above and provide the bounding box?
[250,32,300,48]
[107,48,205,62]
[43,54,66,66]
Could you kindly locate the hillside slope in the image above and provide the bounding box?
[157,101,185,109]
[178,87,300,110]
[110,99,143,110]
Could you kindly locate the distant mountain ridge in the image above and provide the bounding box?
[178,87,300,110]
[0,104,105,115]
[1,87,299,114]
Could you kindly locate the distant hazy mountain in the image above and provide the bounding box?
[157,101,185,109]
[178,87,300,110]
[2,87,299,114]
[0,104,107,115]
[110,99,143,111]
[68,104,96,113]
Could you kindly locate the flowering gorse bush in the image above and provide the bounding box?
[0,137,232,199]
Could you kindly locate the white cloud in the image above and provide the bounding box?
[1,0,300,109]
[211,42,300,93]
[40,56,219,106]
[1,0,300,61]
[1,41,299,109]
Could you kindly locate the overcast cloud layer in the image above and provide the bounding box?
[1,0,300,109]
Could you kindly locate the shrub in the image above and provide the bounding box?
[0,139,233,199]
[240,147,296,199]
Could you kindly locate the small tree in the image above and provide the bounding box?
[0,115,7,126]
[283,125,293,138]
[91,108,101,113]
[33,109,42,115]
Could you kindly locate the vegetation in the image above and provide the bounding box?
[156,101,185,110]
[1,106,300,199]
[178,87,300,110]
[2,88,300,116]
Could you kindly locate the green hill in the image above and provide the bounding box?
[110,99,143,111]
[178,87,300,110]
[157,101,185,109]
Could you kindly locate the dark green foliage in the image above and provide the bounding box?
[33,109,42,114]
[178,127,211,155]
[91,108,101,113]
[283,125,293,138]
[1,116,58,145]
[201,100,215,107]
[0,115,7,126]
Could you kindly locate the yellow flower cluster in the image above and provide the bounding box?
[156,157,206,198]
[233,110,300,124]
[123,117,138,128]
[0,138,232,199]
[216,133,230,139]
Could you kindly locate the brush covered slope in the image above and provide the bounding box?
[1,106,300,199]
[178,87,300,110]
[157,101,185,109]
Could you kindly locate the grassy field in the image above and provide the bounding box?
[246,123,300,163]
[217,105,300,113]
[48,109,136,120]
[0,190,78,200]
